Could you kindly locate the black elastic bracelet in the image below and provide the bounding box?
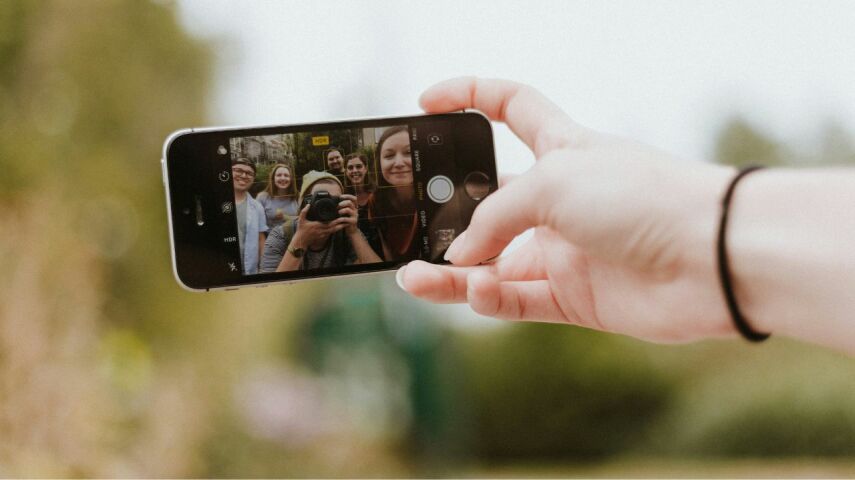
[717,165,771,342]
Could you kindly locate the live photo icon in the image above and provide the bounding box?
[427,133,443,146]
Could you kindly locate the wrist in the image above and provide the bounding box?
[730,169,855,353]
[724,169,804,341]
[674,163,742,339]
[716,166,771,342]
[289,232,307,250]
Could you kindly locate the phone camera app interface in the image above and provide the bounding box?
[224,125,420,275]
[222,119,486,277]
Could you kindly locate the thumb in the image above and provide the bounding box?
[445,164,549,266]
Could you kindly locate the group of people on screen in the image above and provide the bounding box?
[231,126,418,275]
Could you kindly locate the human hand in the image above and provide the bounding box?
[397,77,739,343]
[331,194,359,235]
[292,204,338,247]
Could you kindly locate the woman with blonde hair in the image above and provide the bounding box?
[256,163,299,228]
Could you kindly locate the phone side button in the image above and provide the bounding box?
[161,158,168,185]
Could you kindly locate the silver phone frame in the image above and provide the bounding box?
[161,110,493,292]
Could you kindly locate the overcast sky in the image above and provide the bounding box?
[177,0,855,174]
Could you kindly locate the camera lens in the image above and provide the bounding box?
[464,171,491,201]
[315,197,338,222]
[306,193,340,223]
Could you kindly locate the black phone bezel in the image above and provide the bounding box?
[163,111,496,291]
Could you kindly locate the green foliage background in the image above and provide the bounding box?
[0,1,853,477]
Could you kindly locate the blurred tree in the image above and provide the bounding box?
[645,341,855,458]
[817,119,855,165]
[0,1,321,476]
[640,115,855,460]
[0,0,48,195]
[459,324,674,460]
[714,116,784,167]
[293,287,472,471]
[291,129,361,176]
[715,115,855,168]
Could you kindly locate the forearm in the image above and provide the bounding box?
[728,168,855,354]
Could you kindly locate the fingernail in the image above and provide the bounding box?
[395,265,408,291]
[444,232,466,261]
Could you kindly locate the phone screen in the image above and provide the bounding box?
[164,112,495,290]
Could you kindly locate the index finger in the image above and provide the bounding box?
[419,77,583,156]
[298,204,309,220]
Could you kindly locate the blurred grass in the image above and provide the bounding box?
[466,457,855,478]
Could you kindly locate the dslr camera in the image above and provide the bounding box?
[303,191,343,222]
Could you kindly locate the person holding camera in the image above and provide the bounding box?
[260,170,382,272]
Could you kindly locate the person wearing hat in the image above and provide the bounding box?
[260,170,382,273]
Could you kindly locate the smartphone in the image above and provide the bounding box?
[162,111,496,291]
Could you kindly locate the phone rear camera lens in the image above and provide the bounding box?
[464,171,491,201]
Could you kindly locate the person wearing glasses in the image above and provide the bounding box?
[232,158,268,274]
